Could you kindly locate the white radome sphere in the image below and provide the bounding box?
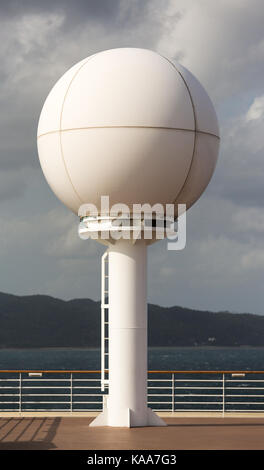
[37,48,219,216]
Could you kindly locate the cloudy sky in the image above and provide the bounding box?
[0,0,263,314]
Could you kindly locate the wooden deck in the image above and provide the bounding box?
[0,416,264,450]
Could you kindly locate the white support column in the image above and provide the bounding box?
[90,239,165,427]
[108,239,147,426]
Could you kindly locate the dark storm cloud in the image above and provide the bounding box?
[0,0,154,32]
[0,0,167,51]
[0,0,154,202]
[0,0,122,22]
[0,0,162,175]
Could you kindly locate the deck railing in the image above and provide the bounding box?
[0,370,264,414]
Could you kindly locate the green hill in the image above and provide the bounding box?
[0,291,263,348]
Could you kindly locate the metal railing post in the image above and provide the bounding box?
[172,373,175,413]
[70,373,73,413]
[222,373,225,417]
[19,372,22,414]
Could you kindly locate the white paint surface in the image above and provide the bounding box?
[37,47,219,216]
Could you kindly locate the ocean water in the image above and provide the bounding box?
[0,348,264,412]
[0,347,263,371]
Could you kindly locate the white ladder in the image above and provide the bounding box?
[101,250,109,391]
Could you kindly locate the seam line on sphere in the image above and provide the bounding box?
[59,54,99,205]
[162,57,198,205]
[173,66,197,204]
[37,127,219,140]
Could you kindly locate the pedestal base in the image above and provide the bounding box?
[89,407,166,427]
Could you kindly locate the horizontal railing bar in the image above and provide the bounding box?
[22,379,71,382]
[21,386,71,389]
[72,409,102,412]
[22,401,71,404]
[225,393,264,398]
[74,394,104,397]
[0,401,19,404]
[0,409,19,411]
[147,394,172,397]
[18,378,100,382]
[72,386,101,389]
[0,370,264,374]
[175,393,223,397]
[226,380,264,383]
[226,387,264,390]
[221,409,264,412]
[225,401,264,405]
[0,379,19,382]
[72,379,101,382]
[162,407,261,411]
[147,386,172,389]
[18,386,102,390]
[147,402,172,404]
[0,394,20,396]
[173,408,224,412]
[2,383,262,389]
[174,386,222,390]
[20,394,70,397]
[147,380,172,382]
[15,393,103,398]
[16,409,78,411]
[174,379,223,382]
[150,409,172,412]
[149,371,264,374]
[172,401,223,404]
[0,371,102,374]
[73,402,103,405]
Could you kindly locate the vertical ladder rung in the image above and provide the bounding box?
[101,250,109,392]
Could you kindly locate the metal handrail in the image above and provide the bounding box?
[1,370,264,414]
[0,370,264,374]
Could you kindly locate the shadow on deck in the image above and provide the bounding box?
[0,417,60,450]
[0,417,264,450]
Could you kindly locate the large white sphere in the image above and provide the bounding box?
[37,48,219,216]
